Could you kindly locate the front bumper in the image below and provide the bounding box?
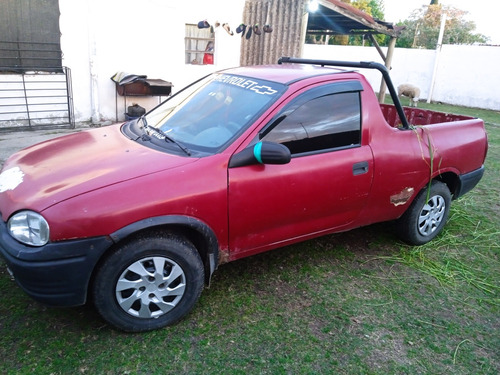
[0,219,113,306]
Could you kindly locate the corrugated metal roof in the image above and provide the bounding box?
[307,0,404,37]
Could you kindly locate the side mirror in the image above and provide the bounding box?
[229,141,291,168]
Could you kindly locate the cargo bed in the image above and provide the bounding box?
[380,104,474,128]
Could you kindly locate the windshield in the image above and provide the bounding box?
[144,73,286,153]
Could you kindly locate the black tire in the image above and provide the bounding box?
[92,233,204,332]
[397,181,451,245]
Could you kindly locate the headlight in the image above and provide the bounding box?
[8,211,50,246]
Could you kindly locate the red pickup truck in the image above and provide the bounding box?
[0,58,487,332]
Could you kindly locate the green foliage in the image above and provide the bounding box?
[396,4,489,49]
[353,0,384,20]
[346,0,387,46]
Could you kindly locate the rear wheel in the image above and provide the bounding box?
[397,181,451,245]
[92,233,204,332]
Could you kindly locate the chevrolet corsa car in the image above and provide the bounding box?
[0,58,487,332]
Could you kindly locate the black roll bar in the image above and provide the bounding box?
[278,56,410,130]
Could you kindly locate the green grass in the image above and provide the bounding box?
[1,109,499,374]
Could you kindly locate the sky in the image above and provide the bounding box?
[382,0,500,44]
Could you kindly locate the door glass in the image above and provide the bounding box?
[262,92,361,155]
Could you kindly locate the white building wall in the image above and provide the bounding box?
[59,0,245,124]
[11,1,497,127]
[432,45,500,110]
[303,43,500,111]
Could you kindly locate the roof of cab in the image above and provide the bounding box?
[220,63,353,85]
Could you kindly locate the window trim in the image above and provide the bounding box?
[289,139,363,159]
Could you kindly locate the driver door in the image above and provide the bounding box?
[228,82,374,258]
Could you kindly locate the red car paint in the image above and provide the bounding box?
[0,61,488,311]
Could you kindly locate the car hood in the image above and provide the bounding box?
[0,124,197,219]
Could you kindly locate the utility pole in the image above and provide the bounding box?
[427,13,447,103]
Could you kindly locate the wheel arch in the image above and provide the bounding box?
[109,215,219,285]
[400,172,458,213]
[396,178,452,245]
[433,171,460,200]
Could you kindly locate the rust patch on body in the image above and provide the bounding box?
[390,187,414,206]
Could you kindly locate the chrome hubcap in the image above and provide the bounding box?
[418,195,446,237]
[115,256,186,319]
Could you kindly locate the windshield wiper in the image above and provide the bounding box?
[140,115,191,156]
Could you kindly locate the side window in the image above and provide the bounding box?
[261,91,361,155]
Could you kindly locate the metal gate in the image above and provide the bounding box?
[0,38,74,131]
[0,66,75,131]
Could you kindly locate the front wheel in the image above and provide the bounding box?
[92,233,204,332]
[396,181,451,245]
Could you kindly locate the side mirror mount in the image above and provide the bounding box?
[229,141,291,168]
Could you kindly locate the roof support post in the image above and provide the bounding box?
[377,36,396,103]
[368,33,385,62]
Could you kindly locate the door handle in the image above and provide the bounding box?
[353,161,369,176]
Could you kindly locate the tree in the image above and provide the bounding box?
[349,0,388,45]
[396,4,488,49]
[352,0,384,20]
